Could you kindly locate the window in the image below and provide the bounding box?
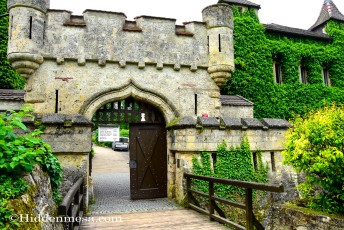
[299,66,308,84]
[273,62,282,84]
[29,16,33,39]
[322,68,331,86]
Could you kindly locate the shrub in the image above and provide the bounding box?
[0,106,63,229]
[282,106,344,213]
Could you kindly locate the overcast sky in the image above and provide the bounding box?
[50,0,344,30]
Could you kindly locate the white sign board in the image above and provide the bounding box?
[98,126,120,142]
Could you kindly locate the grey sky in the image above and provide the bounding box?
[50,0,344,30]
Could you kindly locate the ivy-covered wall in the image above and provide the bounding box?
[0,0,24,89]
[223,7,344,120]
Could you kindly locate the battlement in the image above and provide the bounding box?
[42,9,209,68]
[8,3,234,87]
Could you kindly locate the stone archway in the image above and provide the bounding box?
[80,80,179,124]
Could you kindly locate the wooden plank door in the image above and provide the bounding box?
[129,124,167,199]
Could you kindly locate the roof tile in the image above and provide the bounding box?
[264,23,332,41]
[219,0,260,9]
[220,95,254,106]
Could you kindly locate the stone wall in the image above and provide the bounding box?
[7,1,235,120]
[0,99,24,112]
[25,60,221,119]
[7,165,63,230]
[167,116,293,203]
[220,105,254,118]
[0,89,25,112]
[264,205,344,230]
[23,114,92,208]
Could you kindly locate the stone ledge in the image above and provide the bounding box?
[22,114,93,127]
[169,116,291,130]
[262,118,293,129]
[197,117,220,128]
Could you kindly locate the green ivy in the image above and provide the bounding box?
[0,0,25,89]
[192,138,268,226]
[0,105,63,229]
[192,137,268,200]
[223,7,344,120]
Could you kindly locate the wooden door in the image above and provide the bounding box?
[129,124,167,199]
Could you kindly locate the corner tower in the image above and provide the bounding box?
[7,0,49,78]
[202,3,235,87]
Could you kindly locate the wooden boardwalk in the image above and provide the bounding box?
[81,209,228,229]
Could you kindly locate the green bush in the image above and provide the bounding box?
[120,129,129,138]
[282,106,344,213]
[0,106,63,229]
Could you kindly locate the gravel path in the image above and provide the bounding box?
[89,146,181,215]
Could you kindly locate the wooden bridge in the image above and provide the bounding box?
[81,209,228,230]
[58,174,284,230]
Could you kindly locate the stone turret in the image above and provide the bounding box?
[202,3,235,87]
[7,0,49,78]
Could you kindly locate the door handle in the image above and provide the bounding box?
[129,160,137,169]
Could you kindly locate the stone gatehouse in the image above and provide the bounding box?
[7,0,291,206]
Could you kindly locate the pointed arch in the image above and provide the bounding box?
[79,80,179,123]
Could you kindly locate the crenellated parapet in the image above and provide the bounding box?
[43,10,209,70]
[7,2,235,85]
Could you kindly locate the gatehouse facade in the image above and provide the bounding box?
[7,0,291,206]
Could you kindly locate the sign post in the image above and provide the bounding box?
[98,125,120,142]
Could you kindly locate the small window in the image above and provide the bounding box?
[29,16,33,39]
[300,66,308,84]
[218,34,222,52]
[322,68,331,86]
[273,62,282,84]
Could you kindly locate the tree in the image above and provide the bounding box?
[0,0,25,89]
[282,106,344,213]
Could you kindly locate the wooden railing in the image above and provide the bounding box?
[185,173,284,230]
[58,177,84,230]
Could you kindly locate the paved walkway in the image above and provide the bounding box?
[88,146,180,215]
[85,146,227,229]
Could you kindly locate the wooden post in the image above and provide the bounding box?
[246,188,253,230]
[209,181,214,221]
[186,176,191,208]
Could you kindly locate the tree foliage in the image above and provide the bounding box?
[0,0,25,89]
[282,106,344,213]
[223,7,344,120]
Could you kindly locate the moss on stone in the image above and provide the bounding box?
[284,203,344,220]
[166,117,181,128]
[7,184,41,230]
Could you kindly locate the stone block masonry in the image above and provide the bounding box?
[22,114,93,209]
[7,1,235,118]
[167,116,293,203]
